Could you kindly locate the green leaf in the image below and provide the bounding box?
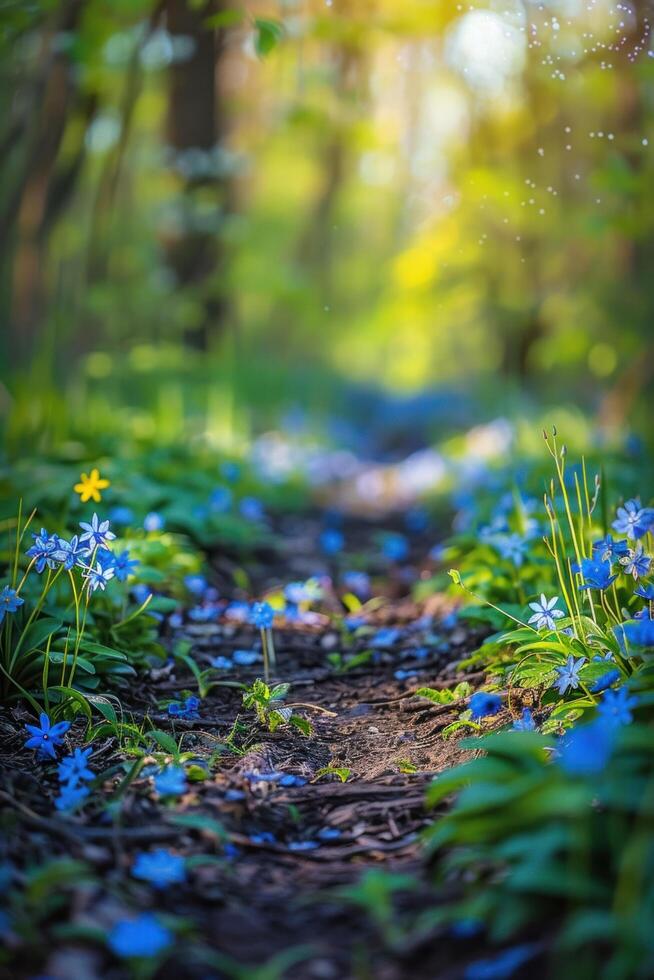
[85,696,117,724]
[149,729,179,756]
[315,765,350,782]
[414,686,456,704]
[19,617,62,654]
[289,714,313,736]
[254,17,283,57]
[204,9,244,29]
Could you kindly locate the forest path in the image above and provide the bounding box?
[174,511,482,979]
[3,511,487,980]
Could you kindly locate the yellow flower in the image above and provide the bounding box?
[74,468,110,503]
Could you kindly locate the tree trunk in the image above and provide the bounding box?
[164,0,232,351]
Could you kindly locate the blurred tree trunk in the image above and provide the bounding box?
[4,0,89,369]
[598,4,654,434]
[280,9,367,334]
[164,0,233,351]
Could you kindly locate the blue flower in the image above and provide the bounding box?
[284,581,312,605]
[597,687,638,727]
[187,603,218,622]
[278,774,307,787]
[320,528,344,556]
[622,618,654,647]
[144,511,165,532]
[221,461,240,482]
[612,499,654,540]
[469,692,503,720]
[86,561,115,593]
[51,534,90,570]
[154,766,187,796]
[184,574,207,596]
[79,514,116,549]
[592,534,629,563]
[635,583,654,600]
[590,669,621,693]
[575,558,617,591]
[57,747,94,785]
[239,497,264,522]
[553,655,587,695]
[107,913,172,958]
[558,719,614,775]
[317,826,341,841]
[132,583,152,605]
[233,648,259,665]
[109,506,134,526]
[512,708,536,731]
[210,486,232,512]
[168,696,200,720]
[132,849,186,889]
[55,782,90,811]
[342,571,371,598]
[464,943,538,980]
[210,655,233,670]
[527,594,564,631]
[0,586,24,624]
[26,529,59,573]
[620,543,651,581]
[224,601,250,622]
[494,533,528,567]
[112,550,140,582]
[250,602,274,630]
[23,713,70,760]
[382,533,409,563]
[371,627,401,649]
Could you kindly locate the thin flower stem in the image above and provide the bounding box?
[260,627,270,683]
[550,435,585,573]
[66,571,83,689]
[453,576,537,632]
[573,472,589,557]
[42,632,54,713]
[266,627,276,672]
[545,506,579,639]
[15,557,37,595]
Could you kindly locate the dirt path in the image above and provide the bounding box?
[1,514,489,980]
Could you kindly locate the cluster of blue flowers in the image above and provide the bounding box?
[557,687,638,775]
[571,502,653,595]
[167,695,200,719]
[25,515,138,593]
[22,714,94,810]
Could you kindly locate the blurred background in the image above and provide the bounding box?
[1,0,653,459]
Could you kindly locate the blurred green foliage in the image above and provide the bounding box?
[0,0,652,442]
